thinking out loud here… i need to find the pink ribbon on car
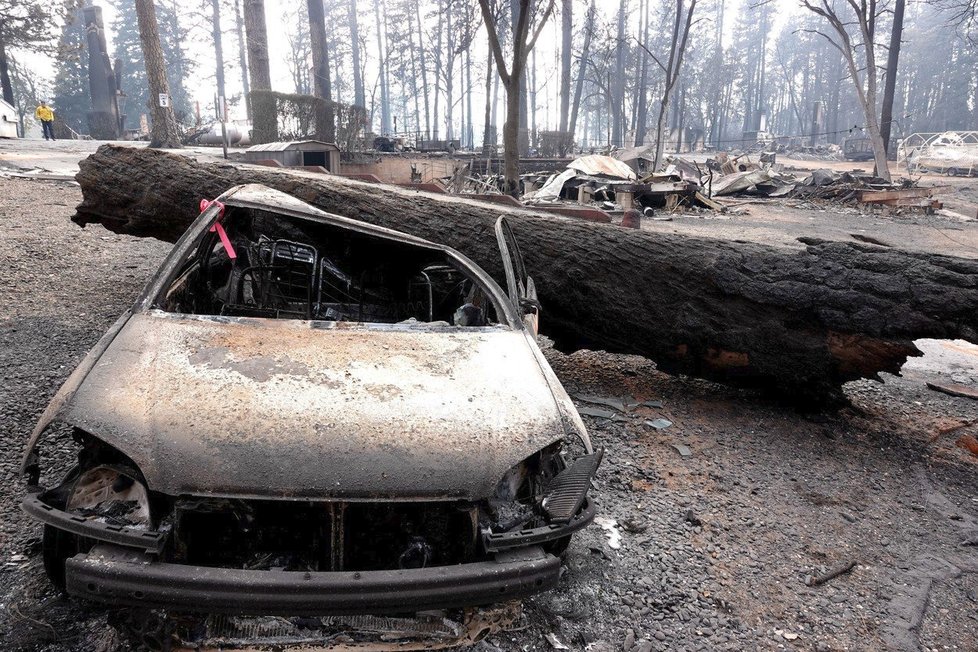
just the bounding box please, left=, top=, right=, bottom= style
left=199, top=198, right=237, bottom=260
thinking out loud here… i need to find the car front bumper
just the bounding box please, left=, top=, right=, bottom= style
left=65, top=544, right=560, bottom=615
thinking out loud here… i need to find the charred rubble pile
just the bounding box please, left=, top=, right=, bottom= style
left=454, top=150, right=948, bottom=219
left=702, top=153, right=948, bottom=212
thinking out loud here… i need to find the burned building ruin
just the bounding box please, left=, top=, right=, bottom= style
left=83, top=5, right=125, bottom=140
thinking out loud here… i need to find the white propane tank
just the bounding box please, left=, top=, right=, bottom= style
left=199, top=123, right=243, bottom=146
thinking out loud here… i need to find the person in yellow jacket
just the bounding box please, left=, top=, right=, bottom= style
left=35, top=101, right=56, bottom=141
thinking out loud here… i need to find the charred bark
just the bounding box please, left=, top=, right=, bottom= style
left=74, top=145, right=978, bottom=406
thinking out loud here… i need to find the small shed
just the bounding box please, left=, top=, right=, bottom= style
left=245, top=140, right=341, bottom=171
left=0, top=99, right=19, bottom=139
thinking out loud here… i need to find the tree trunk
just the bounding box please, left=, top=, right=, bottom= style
left=503, top=76, right=520, bottom=193
left=675, top=83, right=685, bottom=152
left=481, top=0, right=555, bottom=190
left=413, top=0, right=430, bottom=138
left=444, top=5, right=454, bottom=140
left=756, top=8, right=768, bottom=123
left=134, top=0, right=182, bottom=148
left=460, top=46, right=466, bottom=147
left=242, top=0, right=270, bottom=91
left=828, top=54, right=841, bottom=143
left=347, top=0, right=365, bottom=108
left=210, top=0, right=228, bottom=157
left=307, top=0, right=335, bottom=141
left=243, top=0, right=275, bottom=143
left=407, top=7, right=422, bottom=133
left=483, top=47, right=494, bottom=155
left=653, top=0, right=683, bottom=169
left=465, top=47, right=474, bottom=149
left=558, top=0, right=571, bottom=134
left=0, top=33, right=15, bottom=107
left=433, top=6, right=442, bottom=140
left=879, top=0, right=904, bottom=155
left=512, top=3, right=530, bottom=156
left=530, top=47, right=536, bottom=146
left=801, top=0, right=889, bottom=180
left=612, top=0, right=626, bottom=147
left=843, top=44, right=889, bottom=182
left=373, top=0, right=391, bottom=134
left=233, top=0, right=251, bottom=120
left=73, top=144, right=978, bottom=405
left=489, top=60, right=499, bottom=145
left=652, top=0, right=695, bottom=170
left=569, top=0, right=594, bottom=139
left=633, top=0, right=649, bottom=146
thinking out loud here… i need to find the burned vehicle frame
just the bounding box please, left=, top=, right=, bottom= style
left=21, top=184, right=601, bottom=641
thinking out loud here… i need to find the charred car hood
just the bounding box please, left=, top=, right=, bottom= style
left=56, top=311, right=567, bottom=500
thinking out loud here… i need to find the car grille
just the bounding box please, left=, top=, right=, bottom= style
left=171, top=498, right=479, bottom=572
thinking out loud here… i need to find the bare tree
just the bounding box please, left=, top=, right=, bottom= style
left=932, top=0, right=976, bottom=42
left=633, top=0, right=650, bottom=145
left=482, top=45, right=494, bottom=153
left=558, top=0, right=571, bottom=134
left=8, top=53, right=49, bottom=137
left=135, top=0, right=182, bottom=148
left=411, top=0, right=431, bottom=137
left=479, top=0, right=555, bottom=194
left=568, top=0, right=595, bottom=140
left=644, top=0, right=697, bottom=170
left=373, top=0, right=392, bottom=134
left=879, top=0, right=904, bottom=154
left=347, top=0, right=365, bottom=108
left=612, top=0, right=626, bottom=147
left=800, top=0, right=890, bottom=181
left=284, top=3, right=311, bottom=95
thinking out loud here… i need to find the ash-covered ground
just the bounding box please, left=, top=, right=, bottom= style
left=1, top=177, right=976, bottom=651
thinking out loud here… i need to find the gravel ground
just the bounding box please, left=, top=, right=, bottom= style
left=1, top=177, right=976, bottom=651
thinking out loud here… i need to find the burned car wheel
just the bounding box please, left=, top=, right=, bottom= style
left=20, top=185, right=602, bottom=630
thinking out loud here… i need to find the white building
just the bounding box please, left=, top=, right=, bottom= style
left=0, top=98, right=19, bottom=138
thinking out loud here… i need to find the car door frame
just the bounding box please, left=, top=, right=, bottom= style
left=494, top=216, right=540, bottom=336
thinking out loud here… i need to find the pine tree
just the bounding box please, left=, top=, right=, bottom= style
left=0, top=1, right=64, bottom=106
left=51, top=6, right=89, bottom=133
left=112, top=0, right=191, bottom=129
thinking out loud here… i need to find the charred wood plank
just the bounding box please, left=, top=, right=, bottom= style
left=73, top=145, right=978, bottom=405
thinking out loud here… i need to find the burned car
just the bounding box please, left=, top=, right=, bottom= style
left=21, top=185, right=601, bottom=645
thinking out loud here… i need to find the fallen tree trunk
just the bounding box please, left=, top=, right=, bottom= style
left=74, top=145, right=978, bottom=405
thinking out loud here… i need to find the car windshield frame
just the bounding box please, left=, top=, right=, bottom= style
left=137, top=185, right=522, bottom=331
